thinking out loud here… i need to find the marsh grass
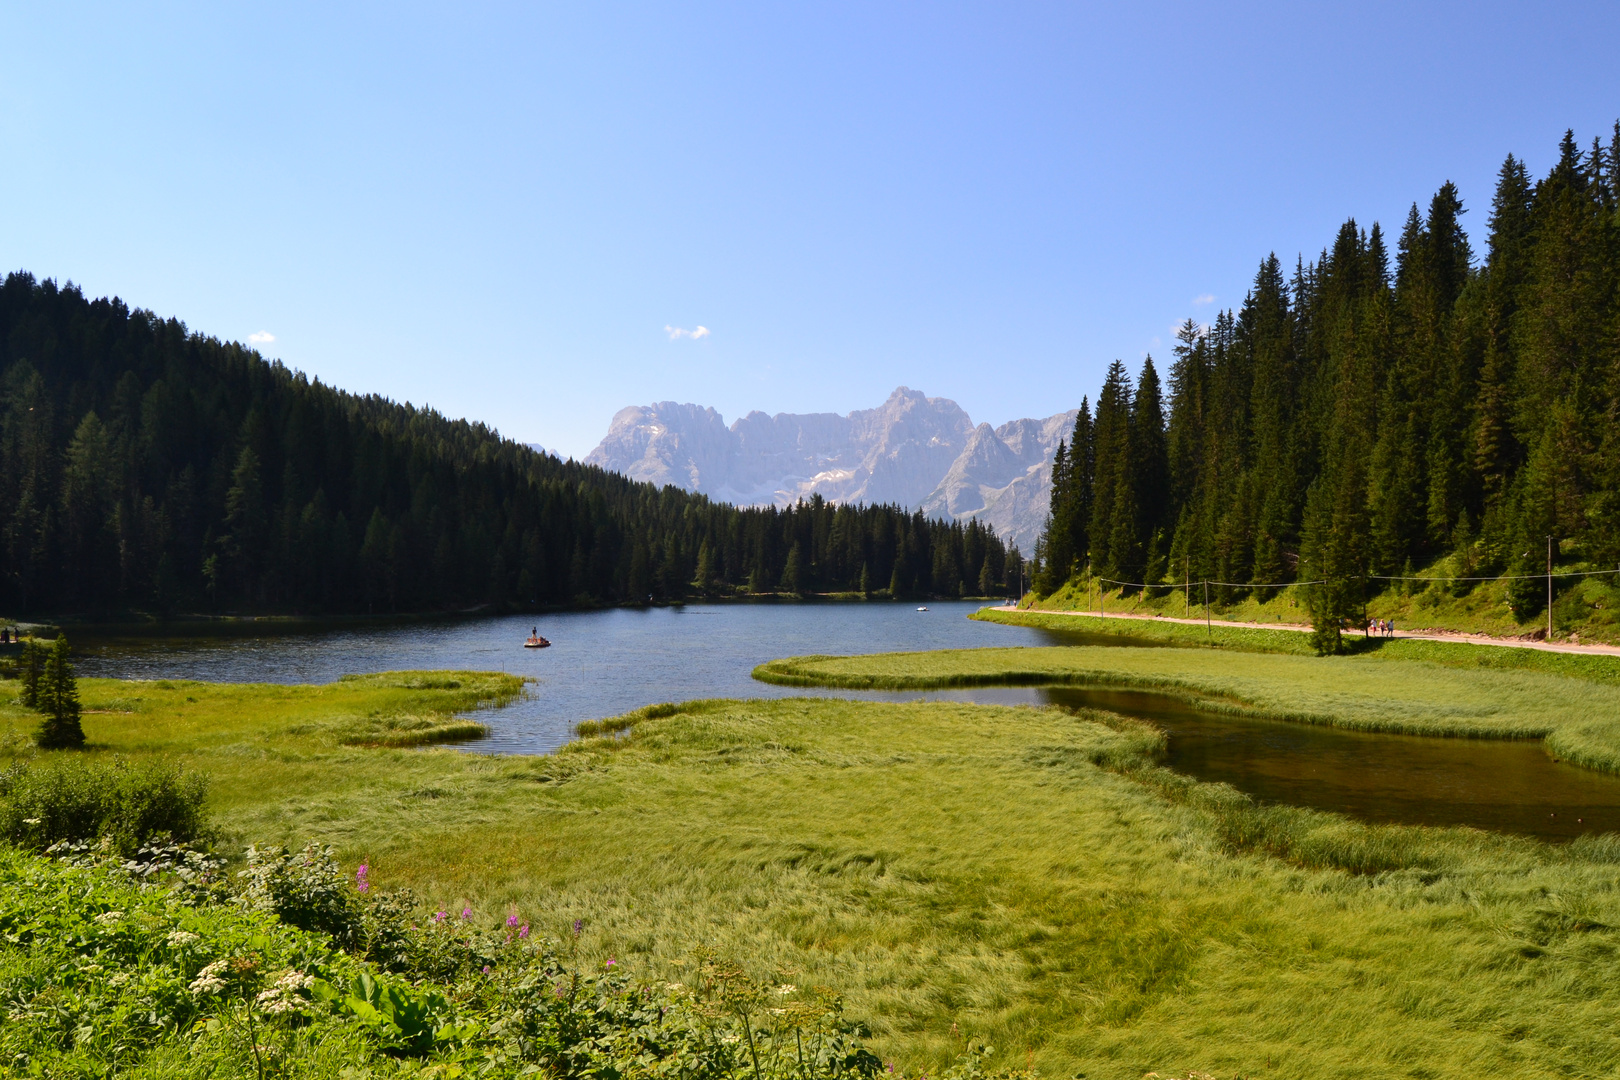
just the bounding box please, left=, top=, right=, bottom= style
left=757, top=640, right=1620, bottom=773
left=9, top=666, right=1620, bottom=1075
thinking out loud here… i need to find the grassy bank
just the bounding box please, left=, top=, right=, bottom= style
left=974, top=606, right=1620, bottom=682
left=1029, top=557, right=1620, bottom=645
left=7, top=673, right=1620, bottom=1075
left=756, top=638, right=1620, bottom=773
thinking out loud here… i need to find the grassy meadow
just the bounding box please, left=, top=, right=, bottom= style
left=5, top=655, right=1620, bottom=1077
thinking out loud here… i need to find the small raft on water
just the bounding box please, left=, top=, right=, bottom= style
left=524, top=634, right=552, bottom=649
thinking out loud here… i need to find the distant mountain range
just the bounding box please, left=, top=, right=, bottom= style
left=585, top=387, right=1075, bottom=552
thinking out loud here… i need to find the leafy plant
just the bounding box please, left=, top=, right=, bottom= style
left=0, top=757, right=210, bottom=853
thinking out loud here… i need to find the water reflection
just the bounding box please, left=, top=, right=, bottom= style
left=1040, top=687, right=1620, bottom=840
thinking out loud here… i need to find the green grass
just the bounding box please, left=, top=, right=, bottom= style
left=755, top=640, right=1620, bottom=773
left=978, top=605, right=1620, bottom=683
left=9, top=664, right=1620, bottom=1076
left=1031, top=555, right=1620, bottom=645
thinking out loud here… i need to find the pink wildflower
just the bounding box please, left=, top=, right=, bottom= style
left=507, top=913, right=519, bottom=928
left=519, top=924, right=530, bottom=939
left=461, top=906, right=472, bottom=921
left=355, top=864, right=370, bottom=893
left=432, top=910, right=447, bottom=923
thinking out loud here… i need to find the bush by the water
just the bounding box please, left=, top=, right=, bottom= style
left=0, top=757, right=209, bottom=853
left=0, top=839, right=956, bottom=1080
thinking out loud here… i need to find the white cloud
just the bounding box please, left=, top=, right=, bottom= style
left=248, top=330, right=276, bottom=346
left=665, top=325, right=711, bottom=341
left=1192, top=293, right=1215, bottom=306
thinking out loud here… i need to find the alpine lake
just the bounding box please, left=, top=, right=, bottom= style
left=70, top=600, right=1620, bottom=842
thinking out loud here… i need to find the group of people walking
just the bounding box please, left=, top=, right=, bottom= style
left=1368, top=618, right=1395, bottom=637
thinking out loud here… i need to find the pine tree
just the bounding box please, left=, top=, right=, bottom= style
left=17, top=635, right=43, bottom=707
left=35, top=636, right=84, bottom=749
left=1089, top=361, right=1134, bottom=579
left=1130, top=356, right=1170, bottom=585
left=1037, top=439, right=1071, bottom=593
left=780, top=542, right=804, bottom=594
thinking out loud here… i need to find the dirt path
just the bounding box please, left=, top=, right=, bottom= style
left=987, top=605, right=1620, bottom=659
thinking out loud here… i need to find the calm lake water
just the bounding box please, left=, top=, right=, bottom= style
left=74, top=602, right=1079, bottom=754
left=73, top=603, right=1620, bottom=840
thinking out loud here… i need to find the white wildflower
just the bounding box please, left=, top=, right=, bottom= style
left=108, top=972, right=131, bottom=988
left=254, top=970, right=314, bottom=1014
left=273, top=969, right=314, bottom=992
left=776, top=983, right=796, bottom=995
left=189, top=959, right=229, bottom=996
left=256, top=987, right=300, bottom=1015
left=94, top=911, right=124, bottom=924
left=167, top=930, right=200, bottom=947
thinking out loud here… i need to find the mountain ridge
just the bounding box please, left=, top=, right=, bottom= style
left=586, top=387, right=1074, bottom=552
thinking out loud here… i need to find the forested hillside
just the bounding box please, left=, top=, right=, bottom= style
left=1036, top=127, right=1620, bottom=649
left=0, top=273, right=1008, bottom=615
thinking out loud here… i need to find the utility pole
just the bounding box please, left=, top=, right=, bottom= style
left=1547, top=535, right=1554, bottom=640
left=1203, top=579, right=1211, bottom=641
left=1184, top=557, right=1190, bottom=618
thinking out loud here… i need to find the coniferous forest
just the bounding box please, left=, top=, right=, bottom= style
left=0, top=273, right=1009, bottom=616
left=1036, top=128, right=1620, bottom=650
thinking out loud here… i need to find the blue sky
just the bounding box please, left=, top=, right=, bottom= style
left=3, top=3, right=1618, bottom=459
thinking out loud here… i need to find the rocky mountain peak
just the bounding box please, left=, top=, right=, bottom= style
left=584, top=388, right=1074, bottom=552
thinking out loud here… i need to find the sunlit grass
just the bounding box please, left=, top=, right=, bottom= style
left=6, top=665, right=1620, bottom=1075
left=760, top=635, right=1620, bottom=774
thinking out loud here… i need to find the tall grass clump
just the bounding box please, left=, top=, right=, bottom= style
left=0, top=756, right=209, bottom=852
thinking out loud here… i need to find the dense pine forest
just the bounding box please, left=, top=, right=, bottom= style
left=0, top=273, right=1009, bottom=616
left=1035, top=127, right=1620, bottom=650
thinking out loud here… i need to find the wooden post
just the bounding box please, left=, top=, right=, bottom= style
left=1547, top=535, right=1554, bottom=640
left=1184, top=558, right=1190, bottom=618
left=1203, top=579, right=1210, bottom=640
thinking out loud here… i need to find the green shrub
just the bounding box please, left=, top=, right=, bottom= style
left=0, top=757, right=209, bottom=852
left=236, top=843, right=367, bottom=951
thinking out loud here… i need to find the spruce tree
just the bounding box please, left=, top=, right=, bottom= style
left=1037, top=439, right=1071, bottom=593
left=17, top=635, right=42, bottom=707
left=35, top=636, right=84, bottom=749
left=1089, top=361, right=1134, bottom=579
left=1130, top=356, right=1170, bottom=585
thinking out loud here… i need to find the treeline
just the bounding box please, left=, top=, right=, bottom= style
left=0, top=272, right=1010, bottom=615
left=1036, top=126, right=1620, bottom=650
